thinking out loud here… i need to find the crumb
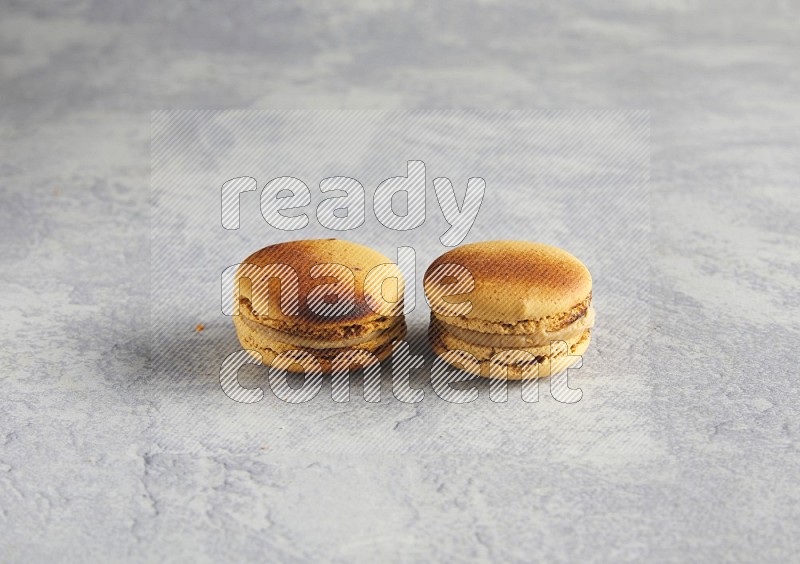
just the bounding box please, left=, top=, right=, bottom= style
left=195, top=324, right=205, bottom=332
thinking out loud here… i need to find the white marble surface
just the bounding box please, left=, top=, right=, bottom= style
left=1, top=1, right=799, bottom=562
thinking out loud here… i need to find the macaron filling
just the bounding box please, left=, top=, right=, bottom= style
left=434, top=306, right=595, bottom=349
left=238, top=315, right=404, bottom=349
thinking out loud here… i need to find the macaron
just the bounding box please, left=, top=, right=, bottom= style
left=424, top=240, right=594, bottom=379
left=233, top=239, right=406, bottom=373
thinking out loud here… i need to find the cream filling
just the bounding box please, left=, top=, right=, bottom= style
left=240, top=316, right=401, bottom=349
left=439, top=306, right=595, bottom=348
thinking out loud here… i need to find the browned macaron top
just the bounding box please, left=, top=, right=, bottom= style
left=236, top=239, right=403, bottom=329
left=424, top=240, right=592, bottom=323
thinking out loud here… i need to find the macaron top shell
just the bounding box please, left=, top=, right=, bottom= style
left=424, top=240, right=592, bottom=323
left=236, top=239, right=403, bottom=327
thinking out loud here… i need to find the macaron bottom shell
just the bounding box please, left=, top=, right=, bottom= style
left=429, top=325, right=591, bottom=380
left=233, top=314, right=406, bottom=374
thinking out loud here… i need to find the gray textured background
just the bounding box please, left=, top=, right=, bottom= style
left=1, top=1, right=799, bottom=562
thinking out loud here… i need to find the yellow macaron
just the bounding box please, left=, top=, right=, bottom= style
left=424, top=240, right=594, bottom=379
left=233, top=239, right=406, bottom=373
